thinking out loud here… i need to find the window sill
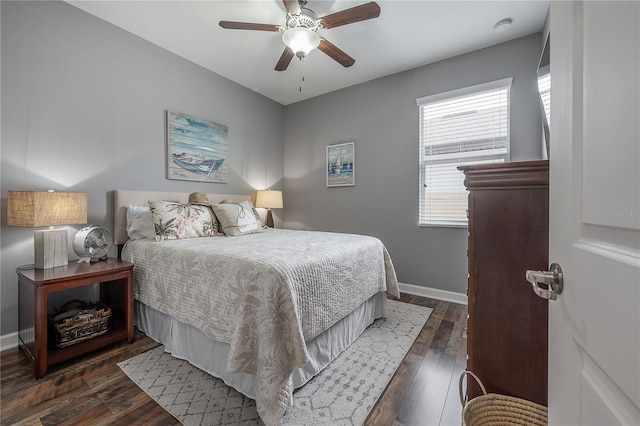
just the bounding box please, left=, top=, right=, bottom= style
left=419, top=223, right=468, bottom=229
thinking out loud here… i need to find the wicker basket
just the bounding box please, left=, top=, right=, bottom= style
left=48, top=300, right=111, bottom=348
left=459, top=371, right=548, bottom=426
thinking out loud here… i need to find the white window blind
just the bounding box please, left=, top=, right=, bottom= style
left=417, top=78, right=512, bottom=226
left=537, top=72, right=551, bottom=127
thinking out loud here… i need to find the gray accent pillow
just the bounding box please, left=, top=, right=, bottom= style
left=211, top=201, right=265, bottom=236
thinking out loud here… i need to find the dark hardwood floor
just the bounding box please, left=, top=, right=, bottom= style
left=1, top=294, right=467, bottom=426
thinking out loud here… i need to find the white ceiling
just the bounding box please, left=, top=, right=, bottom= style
left=66, top=0, right=549, bottom=105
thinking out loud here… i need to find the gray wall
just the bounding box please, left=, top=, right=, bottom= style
left=282, top=33, right=544, bottom=294
left=0, top=1, right=544, bottom=338
left=1, top=1, right=284, bottom=336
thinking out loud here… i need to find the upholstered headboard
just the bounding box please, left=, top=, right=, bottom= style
left=113, top=189, right=251, bottom=245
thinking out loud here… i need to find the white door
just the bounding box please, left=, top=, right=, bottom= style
left=548, top=1, right=640, bottom=424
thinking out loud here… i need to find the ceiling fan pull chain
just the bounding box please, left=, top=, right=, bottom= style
left=299, top=58, right=305, bottom=92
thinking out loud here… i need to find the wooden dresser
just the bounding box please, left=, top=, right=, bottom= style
left=459, top=160, right=549, bottom=406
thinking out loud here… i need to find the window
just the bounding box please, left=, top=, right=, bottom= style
left=537, top=72, right=551, bottom=127
left=417, top=78, right=512, bottom=226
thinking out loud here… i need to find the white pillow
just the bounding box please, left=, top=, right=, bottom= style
left=126, top=205, right=155, bottom=240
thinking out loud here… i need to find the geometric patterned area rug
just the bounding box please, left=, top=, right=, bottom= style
left=118, top=300, right=432, bottom=425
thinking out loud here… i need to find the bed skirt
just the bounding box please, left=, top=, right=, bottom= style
left=134, top=292, right=388, bottom=403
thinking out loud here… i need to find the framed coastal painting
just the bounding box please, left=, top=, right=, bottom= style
left=326, top=142, right=355, bottom=187
left=166, top=110, right=228, bottom=183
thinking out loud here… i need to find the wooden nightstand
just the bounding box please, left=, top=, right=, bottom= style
left=17, top=259, right=134, bottom=379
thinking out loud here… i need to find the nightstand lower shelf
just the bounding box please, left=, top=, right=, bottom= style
left=45, top=324, right=128, bottom=366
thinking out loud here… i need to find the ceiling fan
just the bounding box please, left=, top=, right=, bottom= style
left=219, top=0, right=381, bottom=72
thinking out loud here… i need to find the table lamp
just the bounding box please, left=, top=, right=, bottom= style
left=7, top=190, right=87, bottom=269
left=255, top=190, right=283, bottom=228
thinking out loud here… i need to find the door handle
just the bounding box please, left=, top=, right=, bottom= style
left=525, top=263, right=563, bottom=300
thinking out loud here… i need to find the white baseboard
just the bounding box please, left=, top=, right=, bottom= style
left=399, top=282, right=468, bottom=305
left=1, top=331, right=19, bottom=352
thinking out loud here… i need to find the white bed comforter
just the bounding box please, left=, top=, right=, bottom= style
left=123, top=229, right=400, bottom=425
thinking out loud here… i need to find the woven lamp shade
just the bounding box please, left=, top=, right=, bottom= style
left=8, top=191, right=88, bottom=269
left=8, top=191, right=87, bottom=227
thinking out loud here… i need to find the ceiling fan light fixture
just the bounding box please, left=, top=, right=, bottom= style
left=282, top=27, right=320, bottom=58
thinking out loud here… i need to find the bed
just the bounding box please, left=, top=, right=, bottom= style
left=113, top=189, right=400, bottom=425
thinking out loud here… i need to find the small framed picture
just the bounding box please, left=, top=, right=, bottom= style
left=326, top=142, right=355, bottom=187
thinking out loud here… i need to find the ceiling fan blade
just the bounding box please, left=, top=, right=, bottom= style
left=318, top=38, right=355, bottom=68
left=320, top=2, right=381, bottom=29
left=281, top=0, right=301, bottom=15
left=219, top=21, right=280, bottom=32
left=275, top=47, right=295, bottom=71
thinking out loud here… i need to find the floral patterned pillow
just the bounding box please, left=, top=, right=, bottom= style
left=148, top=200, right=222, bottom=241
